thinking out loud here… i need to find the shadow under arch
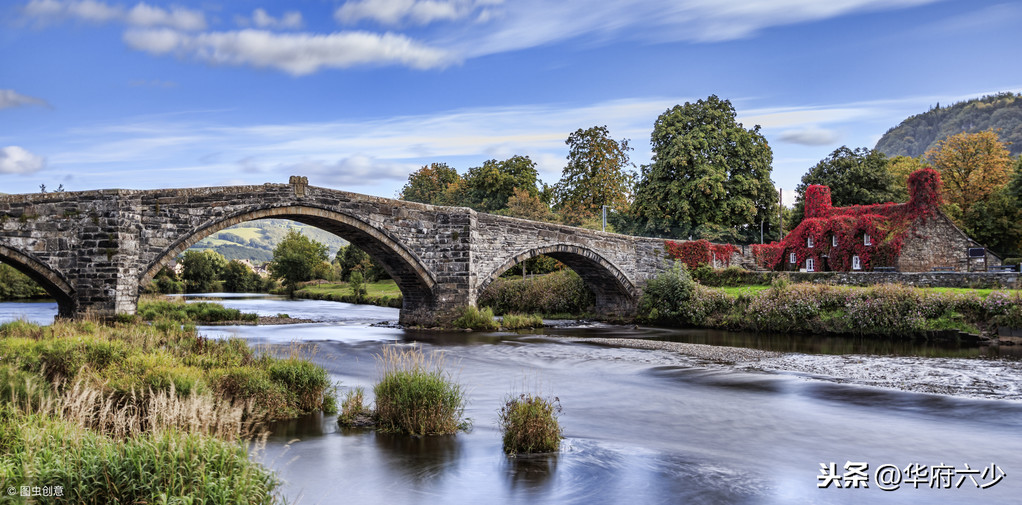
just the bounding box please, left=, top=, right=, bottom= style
left=0, top=244, right=75, bottom=318
left=477, top=244, right=638, bottom=316
left=141, top=205, right=437, bottom=315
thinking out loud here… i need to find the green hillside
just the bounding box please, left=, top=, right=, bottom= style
left=188, top=219, right=348, bottom=263
left=875, top=92, right=1022, bottom=158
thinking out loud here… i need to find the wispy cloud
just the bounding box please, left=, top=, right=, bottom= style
left=235, top=8, right=303, bottom=30
left=23, top=0, right=207, bottom=30
left=335, top=0, right=499, bottom=26
left=122, top=28, right=456, bottom=75
left=777, top=126, right=841, bottom=146
left=0, top=89, right=50, bottom=110
left=0, top=146, right=46, bottom=174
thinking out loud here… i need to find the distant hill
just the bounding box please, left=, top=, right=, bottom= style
left=188, top=219, right=347, bottom=263
left=875, top=92, right=1022, bottom=158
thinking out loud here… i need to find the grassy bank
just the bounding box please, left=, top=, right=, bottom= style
left=294, top=279, right=403, bottom=308
left=0, top=318, right=335, bottom=423
left=0, top=310, right=338, bottom=503
left=0, top=407, right=281, bottom=504
left=641, top=267, right=1022, bottom=338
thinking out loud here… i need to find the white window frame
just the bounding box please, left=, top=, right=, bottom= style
left=790, top=252, right=796, bottom=263
left=807, top=236, right=814, bottom=248
left=806, top=258, right=815, bottom=272
left=852, top=255, right=861, bottom=271
left=832, top=235, right=838, bottom=247
left=864, top=233, right=872, bottom=246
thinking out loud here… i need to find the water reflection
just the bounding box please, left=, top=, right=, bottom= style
left=503, top=454, right=557, bottom=495
left=374, top=433, right=464, bottom=485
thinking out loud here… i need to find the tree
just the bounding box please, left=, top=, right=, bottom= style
left=500, top=187, right=558, bottom=222
left=631, top=95, right=777, bottom=241
left=792, top=147, right=898, bottom=226
left=961, top=187, right=1022, bottom=257
left=336, top=244, right=388, bottom=282
left=222, top=260, right=254, bottom=292
left=400, top=163, right=462, bottom=206
left=887, top=155, right=927, bottom=201
left=926, top=130, right=1011, bottom=216
left=269, top=229, right=328, bottom=298
left=463, top=155, right=540, bottom=213
left=179, top=250, right=228, bottom=293
left=553, top=126, right=634, bottom=225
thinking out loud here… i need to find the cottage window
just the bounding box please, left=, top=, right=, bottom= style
left=790, top=252, right=796, bottom=263
left=806, top=258, right=815, bottom=272
left=864, top=233, right=872, bottom=246
left=832, top=235, right=838, bottom=247
left=807, top=236, right=814, bottom=248
left=852, top=255, right=861, bottom=270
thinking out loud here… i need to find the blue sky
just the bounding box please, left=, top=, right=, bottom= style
left=1, top=0, right=1020, bottom=204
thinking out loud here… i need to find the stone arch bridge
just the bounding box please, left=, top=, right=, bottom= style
left=0, top=179, right=670, bottom=324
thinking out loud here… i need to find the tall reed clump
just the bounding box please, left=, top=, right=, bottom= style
left=372, top=345, right=467, bottom=436
left=498, top=393, right=563, bottom=456
left=337, top=386, right=374, bottom=427
left=0, top=406, right=281, bottom=505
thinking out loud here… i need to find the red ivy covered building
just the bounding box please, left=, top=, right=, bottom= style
left=751, top=168, right=999, bottom=272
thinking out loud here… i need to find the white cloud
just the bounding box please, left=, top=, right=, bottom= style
left=335, top=0, right=493, bottom=26
left=0, top=89, right=50, bottom=110
left=123, top=28, right=455, bottom=75
left=0, top=146, right=46, bottom=174
left=777, top=126, right=841, bottom=146
left=279, top=155, right=417, bottom=187
left=23, top=0, right=206, bottom=30
left=236, top=8, right=304, bottom=30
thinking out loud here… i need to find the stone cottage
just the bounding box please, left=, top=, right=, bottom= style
left=751, top=168, right=1000, bottom=272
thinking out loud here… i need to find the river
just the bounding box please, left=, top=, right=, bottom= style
left=2, top=296, right=1021, bottom=504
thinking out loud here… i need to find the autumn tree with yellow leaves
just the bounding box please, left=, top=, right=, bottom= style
left=926, top=130, right=1011, bottom=216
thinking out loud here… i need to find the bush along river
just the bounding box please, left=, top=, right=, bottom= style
left=3, top=295, right=1021, bottom=504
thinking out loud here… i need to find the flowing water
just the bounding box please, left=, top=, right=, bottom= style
left=2, top=296, right=1021, bottom=504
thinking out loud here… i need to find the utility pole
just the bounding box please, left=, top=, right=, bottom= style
left=778, top=188, right=783, bottom=241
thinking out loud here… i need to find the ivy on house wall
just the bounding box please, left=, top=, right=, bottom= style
left=752, top=168, right=943, bottom=271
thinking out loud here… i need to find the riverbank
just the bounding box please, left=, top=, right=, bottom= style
left=292, top=279, right=403, bottom=308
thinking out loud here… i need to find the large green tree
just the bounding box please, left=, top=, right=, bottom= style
left=400, top=163, right=462, bottom=206
left=463, top=155, right=540, bottom=213
left=179, top=250, right=228, bottom=293
left=792, top=146, right=898, bottom=225
left=553, top=126, right=634, bottom=226
left=269, top=229, right=328, bottom=298
left=631, top=95, right=777, bottom=241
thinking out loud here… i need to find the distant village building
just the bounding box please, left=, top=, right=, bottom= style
left=752, top=168, right=1000, bottom=272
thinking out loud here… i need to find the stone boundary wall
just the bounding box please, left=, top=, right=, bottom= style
left=785, top=271, right=1020, bottom=289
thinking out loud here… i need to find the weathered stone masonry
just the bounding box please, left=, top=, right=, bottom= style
left=0, top=182, right=670, bottom=324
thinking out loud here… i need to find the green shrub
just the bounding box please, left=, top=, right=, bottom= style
left=638, top=262, right=696, bottom=324
left=479, top=270, right=595, bottom=316
left=498, top=393, right=563, bottom=456
left=373, top=346, right=466, bottom=436
left=453, top=306, right=499, bottom=330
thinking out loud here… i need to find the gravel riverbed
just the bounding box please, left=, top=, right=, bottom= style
left=565, top=337, right=1022, bottom=401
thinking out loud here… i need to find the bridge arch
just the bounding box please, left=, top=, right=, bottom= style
left=0, top=244, right=75, bottom=318
left=141, top=205, right=437, bottom=315
left=477, top=244, right=639, bottom=316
